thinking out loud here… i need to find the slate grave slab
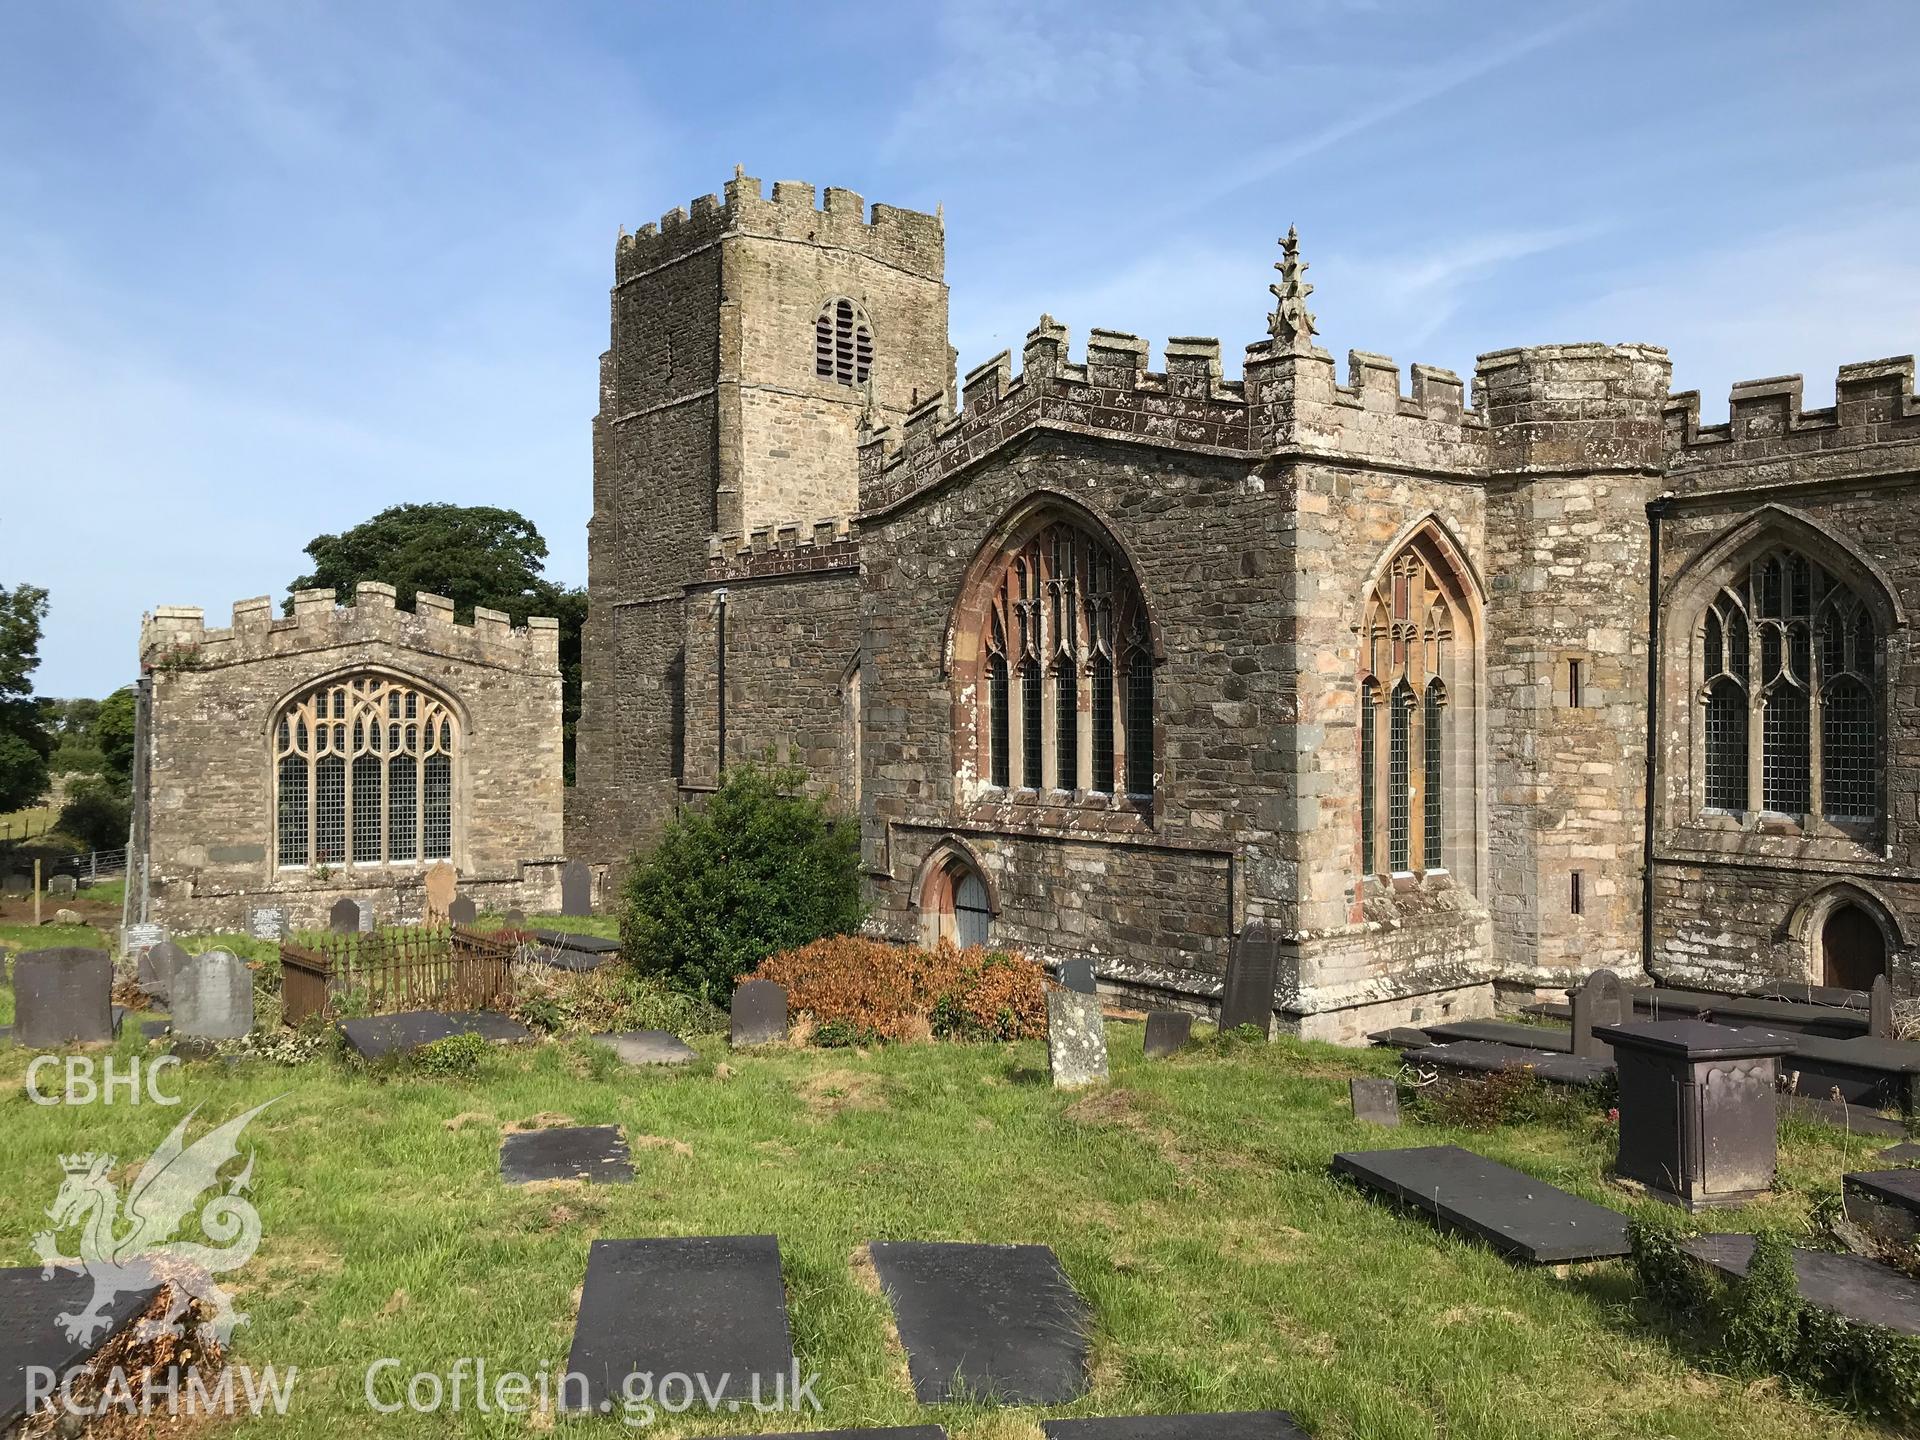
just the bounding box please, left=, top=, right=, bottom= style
left=1331, top=1145, right=1630, bottom=1263
left=172, top=948, right=254, bottom=1041
left=13, top=948, right=114, bottom=1048
left=1748, top=980, right=1868, bottom=1010
left=1408, top=1041, right=1614, bottom=1089
left=561, top=858, right=592, bottom=916
left=713, top=1430, right=945, bottom=1440
left=140, top=1018, right=171, bottom=1041
left=1218, top=923, right=1279, bottom=1034
left=1682, top=1233, right=1920, bottom=1336
left=1143, top=1011, right=1191, bottom=1058
left=1879, top=1141, right=1920, bottom=1165
left=1420, top=1019, right=1573, bottom=1054
left=1056, top=958, right=1097, bottom=995
left=1777, top=1033, right=1920, bottom=1115
left=532, top=930, right=621, bottom=955
left=136, top=939, right=187, bottom=1001
left=1702, top=994, right=1870, bottom=1039
left=868, top=1240, right=1090, bottom=1405
left=731, top=980, right=788, bottom=1047
left=1048, top=989, right=1108, bottom=1088
left=593, top=1030, right=698, bottom=1067
left=245, top=906, right=290, bottom=942
left=1569, top=969, right=1625, bottom=1060
left=1043, top=1415, right=1310, bottom=1440
left=563, top=1235, right=794, bottom=1414
left=1350, top=1077, right=1400, bottom=1126
left=1844, top=1168, right=1920, bottom=1246
left=337, top=1010, right=534, bottom=1060
left=1367, top=1026, right=1436, bottom=1051
left=501, top=1125, right=634, bottom=1185
left=1780, top=1092, right=1909, bottom=1137
left=0, top=1267, right=164, bottom=1430
left=447, top=895, right=478, bottom=927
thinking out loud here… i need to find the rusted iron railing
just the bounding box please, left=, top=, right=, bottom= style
left=279, top=925, right=515, bottom=1025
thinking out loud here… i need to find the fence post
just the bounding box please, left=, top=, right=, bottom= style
left=33, top=858, right=42, bottom=928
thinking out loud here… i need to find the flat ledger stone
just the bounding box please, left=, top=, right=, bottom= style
left=1043, top=1416, right=1310, bottom=1440
left=593, top=1030, right=698, bottom=1066
left=1420, top=1019, right=1573, bottom=1054
left=1, top=1267, right=162, bottom=1429
left=868, top=1240, right=1090, bottom=1405
left=338, top=1009, right=533, bottom=1060
left=501, top=1125, right=633, bottom=1185
left=1682, top=1233, right=1920, bottom=1336
left=1332, top=1144, right=1629, bottom=1264
left=563, top=1235, right=794, bottom=1413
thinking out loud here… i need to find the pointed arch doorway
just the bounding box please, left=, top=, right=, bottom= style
left=1821, top=903, right=1888, bottom=991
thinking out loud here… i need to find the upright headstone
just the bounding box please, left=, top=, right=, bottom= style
left=1143, top=1010, right=1192, bottom=1058
left=502, top=908, right=527, bottom=931
left=46, top=874, right=76, bottom=900
left=1350, top=1077, right=1401, bottom=1127
left=561, top=859, right=593, bottom=917
left=1056, top=958, right=1097, bottom=995
left=1871, top=975, right=1895, bottom=1040
left=13, top=948, right=114, bottom=1048
left=137, top=939, right=187, bottom=1002
left=424, top=861, right=456, bottom=921
left=447, top=895, right=478, bottom=928
left=328, top=897, right=361, bottom=935
left=730, top=980, right=789, bottom=1047
left=123, top=922, right=165, bottom=955
left=171, top=949, right=254, bottom=1042
left=1219, top=922, right=1281, bottom=1036
left=1047, top=989, right=1108, bottom=1088
left=245, top=906, right=290, bottom=942
left=1569, top=968, right=1626, bottom=1059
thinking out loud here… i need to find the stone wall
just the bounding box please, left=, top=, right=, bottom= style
left=139, top=584, right=564, bottom=932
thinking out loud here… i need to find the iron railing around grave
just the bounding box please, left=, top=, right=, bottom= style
left=279, top=925, right=516, bottom=1026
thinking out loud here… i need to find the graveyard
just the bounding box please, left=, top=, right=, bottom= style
left=0, top=904, right=1906, bottom=1439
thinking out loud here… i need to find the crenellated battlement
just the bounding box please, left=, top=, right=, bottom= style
left=1664, top=354, right=1920, bottom=468
left=614, top=171, right=945, bottom=286
left=703, top=517, right=860, bottom=581
left=139, top=582, right=561, bottom=676
left=859, top=319, right=1252, bottom=514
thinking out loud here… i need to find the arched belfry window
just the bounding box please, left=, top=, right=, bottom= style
left=814, top=297, right=873, bottom=387
left=961, top=514, right=1154, bottom=805
left=274, top=675, right=457, bottom=868
left=1695, top=545, right=1881, bottom=826
left=1357, top=533, right=1476, bottom=881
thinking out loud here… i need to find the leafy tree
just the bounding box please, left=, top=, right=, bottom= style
left=55, top=775, right=131, bottom=851
left=90, top=686, right=138, bottom=785
left=0, top=583, right=53, bottom=812
left=620, top=761, right=867, bottom=1002
left=289, top=503, right=586, bottom=778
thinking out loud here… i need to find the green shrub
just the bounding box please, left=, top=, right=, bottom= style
left=511, top=962, right=727, bottom=1038
left=56, top=775, right=131, bottom=852
left=620, top=761, right=866, bottom=1001
left=1630, top=1216, right=1920, bottom=1424
left=412, top=1032, right=491, bottom=1078
left=1407, top=1065, right=1611, bottom=1129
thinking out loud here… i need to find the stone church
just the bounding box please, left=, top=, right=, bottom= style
left=559, top=173, right=1917, bottom=1041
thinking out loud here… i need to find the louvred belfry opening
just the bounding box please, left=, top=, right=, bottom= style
left=815, top=297, right=873, bottom=387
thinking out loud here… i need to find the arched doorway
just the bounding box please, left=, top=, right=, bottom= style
left=916, top=846, right=995, bottom=949
left=954, top=868, right=991, bottom=948
left=1822, top=903, right=1888, bottom=990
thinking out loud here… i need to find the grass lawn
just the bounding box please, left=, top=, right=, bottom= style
left=0, top=944, right=1893, bottom=1440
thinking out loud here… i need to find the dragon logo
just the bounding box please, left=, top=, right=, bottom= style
left=32, top=1099, right=279, bottom=1345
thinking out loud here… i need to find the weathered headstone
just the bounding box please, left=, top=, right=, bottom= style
left=137, top=939, right=188, bottom=1001
left=1056, top=958, right=1097, bottom=995
left=1143, top=1010, right=1191, bottom=1058
left=424, top=861, right=456, bottom=919
left=1219, top=922, right=1280, bottom=1036
left=1569, top=968, right=1626, bottom=1059
left=593, top=1030, right=699, bottom=1066
left=1047, top=989, right=1108, bottom=1088
left=46, top=874, right=76, bottom=899
left=328, top=897, right=361, bottom=934
left=13, top=948, right=114, bottom=1048
left=502, top=908, right=526, bottom=931
left=730, top=980, right=788, bottom=1047
left=245, top=906, right=290, bottom=942
left=1350, top=1077, right=1401, bottom=1127
left=1871, top=975, right=1895, bottom=1040
left=560, top=859, right=592, bottom=917
left=123, top=922, right=165, bottom=954
left=447, top=895, right=478, bottom=928
left=171, top=948, right=254, bottom=1042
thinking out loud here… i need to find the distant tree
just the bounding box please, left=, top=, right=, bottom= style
left=56, top=775, right=131, bottom=851
left=90, top=687, right=138, bottom=786
left=289, top=503, right=587, bottom=779
left=0, top=583, right=53, bottom=812
left=39, top=696, right=102, bottom=736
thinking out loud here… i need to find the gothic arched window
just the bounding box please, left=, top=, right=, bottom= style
left=274, top=675, right=457, bottom=868
left=964, top=516, right=1154, bottom=804
left=1357, top=534, right=1475, bottom=881
left=814, top=297, right=873, bottom=387
left=1695, top=547, right=1881, bottom=825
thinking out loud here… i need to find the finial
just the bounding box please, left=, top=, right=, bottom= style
left=857, top=376, right=878, bottom=435
left=733, top=163, right=745, bottom=180
left=1267, top=225, right=1318, bottom=353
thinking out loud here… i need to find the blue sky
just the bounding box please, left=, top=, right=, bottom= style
left=4, top=1, right=1918, bottom=698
